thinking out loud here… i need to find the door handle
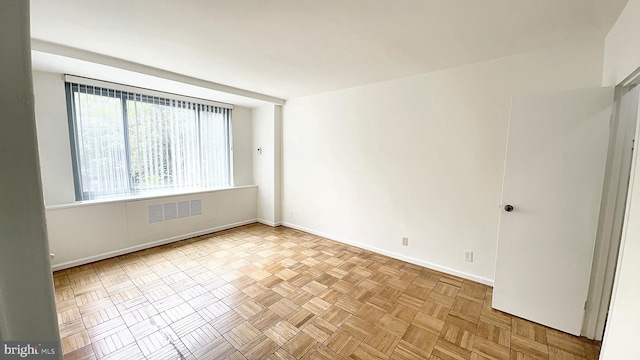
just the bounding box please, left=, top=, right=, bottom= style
left=504, top=205, right=514, bottom=212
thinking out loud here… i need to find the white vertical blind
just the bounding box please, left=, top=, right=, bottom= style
left=67, top=82, right=232, bottom=200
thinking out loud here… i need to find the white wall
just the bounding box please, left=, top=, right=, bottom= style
left=252, top=104, right=282, bottom=225
left=274, top=105, right=282, bottom=223
left=32, top=72, right=75, bottom=205
left=232, top=106, right=254, bottom=186
left=0, top=0, right=60, bottom=346
left=282, top=39, right=605, bottom=284
left=603, top=0, right=640, bottom=86
left=32, top=70, right=259, bottom=270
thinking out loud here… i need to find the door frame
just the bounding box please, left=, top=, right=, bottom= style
left=583, top=78, right=640, bottom=340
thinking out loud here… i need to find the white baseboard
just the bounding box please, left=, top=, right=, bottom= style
left=51, top=219, right=259, bottom=271
left=281, top=221, right=494, bottom=287
left=257, top=219, right=282, bottom=227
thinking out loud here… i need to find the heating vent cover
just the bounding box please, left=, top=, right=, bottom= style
left=178, top=201, right=190, bottom=218
left=148, top=199, right=202, bottom=224
left=148, top=205, right=163, bottom=224
left=163, top=203, right=177, bottom=221
left=191, top=200, right=202, bottom=216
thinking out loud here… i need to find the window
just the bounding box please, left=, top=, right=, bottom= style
left=65, top=77, right=232, bottom=201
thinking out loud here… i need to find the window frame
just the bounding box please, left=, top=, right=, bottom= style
left=65, top=76, right=234, bottom=201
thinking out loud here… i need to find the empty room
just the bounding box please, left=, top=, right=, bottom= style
left=2, top=0, right=640, bottom=359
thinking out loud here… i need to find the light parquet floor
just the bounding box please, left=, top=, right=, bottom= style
left=53, top=223, right=601, bottom=360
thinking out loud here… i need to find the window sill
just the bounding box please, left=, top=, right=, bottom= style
left=45, top=185, right=258, bottom=211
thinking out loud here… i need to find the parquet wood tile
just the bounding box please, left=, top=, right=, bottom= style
left=334, top=297, right=364, bottom=314
left=431, top=338, right=471, bottom=360
left=145, top=341, right=191, bottom=360
left=249, top=308, right=282, bottom=331
left=450, top=297, right=483, bottom=325
left=62, top=344, right=96, bottom=360
left=302, top=297, right=331, bottom=315
left=480, top=309, right=512, bottom=331
left=270, top=348, right=298, bottom=360
left=388, top=303, right=419, bottom=323
left=341, top=315, right=376, bottom=341
left=413, top=311, right=445, bottom=335
left=240, top=334, right=279, bottom=359
left=477, top=318, right=510, bottom=348
left=510, top=334, right=549, bottom=360
left=53, top=223, right=601, bottom=359
left=389, top=340, right=429, bottom=360
left=402, top=324, right=439, bottom=353
left=376, top=314, right=410, bottom=339
left=224, top=322, right=262, bottom=350
left=441, top=315, right=477, bottom=350
left=325, top=330, right=360, bottom=358
left=283, top=332, right=319, bottom=359
left=303, top=318, right=338, bottom=343
left=512, top=318, right=548, bottom=344
left=265, top=321, right=300, bottom=347
left=54, top=272, right=72, bottom=287
left=98, top=342, right=144, bottom=360
left=309, top=345, right=343, bottom=360
left=548, top=347, right=586, bottom=360
left=422, top=300, right=450, bottom=321
left=187, top=291, right=220, bottom=311
left=170, top=312, right=208, bottom=338
left=318, top=306, right=349, bottom=327
left=472, top=337, right=509, bottom=360
left=545, top=330, right=586, bottom=358
left=354, top=303, right=385, bottom=321
left=350, top=342, right=388, bottom=360
left=58, top=307, right=83, bottom=326
left=459, top=282, right=487, bottom=302
left=120, top=302, right=159, bottom=327
left=398, top=293, right=425, bottom=311
left=59, top=319, right=86, bottom=339
left=190, top=337, right=236, bottom=359
left=440, top=276, right=464, bottom=288
left=160, top=302, right=196, bottom=324
left=115, top=296, right=150, bottom=315
left=580, top=339, right=601, bottom=360
left=128, top=314, right=167, bottom=340
left=363, top=327, right=400, bottom=356
left=61, top=330, right=91, bottom=355
left=203, top=310, right=240, bottom=336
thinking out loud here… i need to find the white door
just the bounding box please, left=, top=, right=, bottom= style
left=493, top=87, right=614, bottom=336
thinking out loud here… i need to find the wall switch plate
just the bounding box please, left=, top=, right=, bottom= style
left=402, top=237, right=408, bottom=246
left=464, top=250, right=473, bottom=262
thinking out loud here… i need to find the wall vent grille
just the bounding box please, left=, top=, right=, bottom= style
left=148, top=199, right=202, bottom=224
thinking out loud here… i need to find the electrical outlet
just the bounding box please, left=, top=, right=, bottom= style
left=289, top=211, right=294, bottom=219
left=402, top=237, right=408, bottom=246
left=464, top=250, right=473, bottom=262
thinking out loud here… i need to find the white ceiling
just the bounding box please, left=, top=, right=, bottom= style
left=30, top=0, right=627, bottom=100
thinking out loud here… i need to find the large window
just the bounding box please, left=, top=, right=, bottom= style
left=66, top=78, right=232, bottom=201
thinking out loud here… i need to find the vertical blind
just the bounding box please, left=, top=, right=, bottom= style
left=66, top=80, right=232, bottom=200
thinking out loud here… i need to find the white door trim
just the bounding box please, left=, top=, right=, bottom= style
left=583, top=83, right=639, bottom=340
